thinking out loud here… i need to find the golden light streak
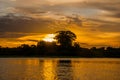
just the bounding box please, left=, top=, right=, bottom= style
left=43, top=60, right=56, bottom=80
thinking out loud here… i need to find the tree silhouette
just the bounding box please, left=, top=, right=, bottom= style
left=54, top=31, right=77, bottom=47
left=37, top=40, right=46, bottom=48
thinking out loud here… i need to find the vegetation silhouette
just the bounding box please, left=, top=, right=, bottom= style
left=0, top=30, right=120, bottom=58
left=55, top=31, right=76, bottom=48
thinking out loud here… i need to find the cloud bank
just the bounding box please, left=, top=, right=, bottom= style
left=0, top=0, right=120, bottom=47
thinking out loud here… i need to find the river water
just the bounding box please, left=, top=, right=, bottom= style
left=0, top=58, right=120, bottom=80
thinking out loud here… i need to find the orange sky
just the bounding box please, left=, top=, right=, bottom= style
left=0, top=0, right=120, bottom=48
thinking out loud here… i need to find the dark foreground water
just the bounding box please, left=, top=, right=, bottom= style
left=0, top=58, right=120, bottom=80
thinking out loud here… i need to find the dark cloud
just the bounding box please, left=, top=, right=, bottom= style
left=14, top=6, right=49, bottom=14
left=0, top=13, right=84, bottom=33
left=65, top=15, right=83, bottom=26
left=0, top=32, right=26, bottom=38
left=97, top=24, right=120, bottom=32
left=86, top=18, right=120, bottom=32
left=0, top=14, right=57, bottom=33
left=49, top=1, right=120, bottom=19
left=26, top=39, right=39, bottom=42
left=87, top=18, right=120, bottom=24
left=84, top=1, right=120, bottom=20
left=106, top=13, right=120, bottom=18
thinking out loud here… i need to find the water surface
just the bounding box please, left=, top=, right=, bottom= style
left=0, top=58, right=120, bottom=80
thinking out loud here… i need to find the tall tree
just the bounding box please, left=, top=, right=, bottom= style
left=54, top=31, right=76, bottom=47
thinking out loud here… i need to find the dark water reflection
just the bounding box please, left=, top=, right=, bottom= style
left=0, top=58, right=120, bottom=80
left=56, top=60, right=73, bottom=80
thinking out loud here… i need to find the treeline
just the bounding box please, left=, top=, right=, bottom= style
left=0, top=41, right=120, bottom=58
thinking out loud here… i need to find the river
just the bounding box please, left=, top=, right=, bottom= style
left=0, top=58, right=120, bottom=80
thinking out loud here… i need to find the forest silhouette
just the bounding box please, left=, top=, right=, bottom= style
left=0, top=31, right=120, bottom=58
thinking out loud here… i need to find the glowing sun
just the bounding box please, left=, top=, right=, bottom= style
left=43, top=34, right=56, bottom=42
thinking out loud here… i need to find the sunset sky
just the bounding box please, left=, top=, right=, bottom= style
left=0, top=0, right=120, bottom=48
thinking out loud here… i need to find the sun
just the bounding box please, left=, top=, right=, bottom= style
left=43, top=34, right=56, bottom=42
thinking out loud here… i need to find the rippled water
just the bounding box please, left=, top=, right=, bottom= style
left=0, top=58, right=120, bottom=80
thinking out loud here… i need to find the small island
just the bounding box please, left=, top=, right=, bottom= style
left=0, top=31, right=120, bottom=58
